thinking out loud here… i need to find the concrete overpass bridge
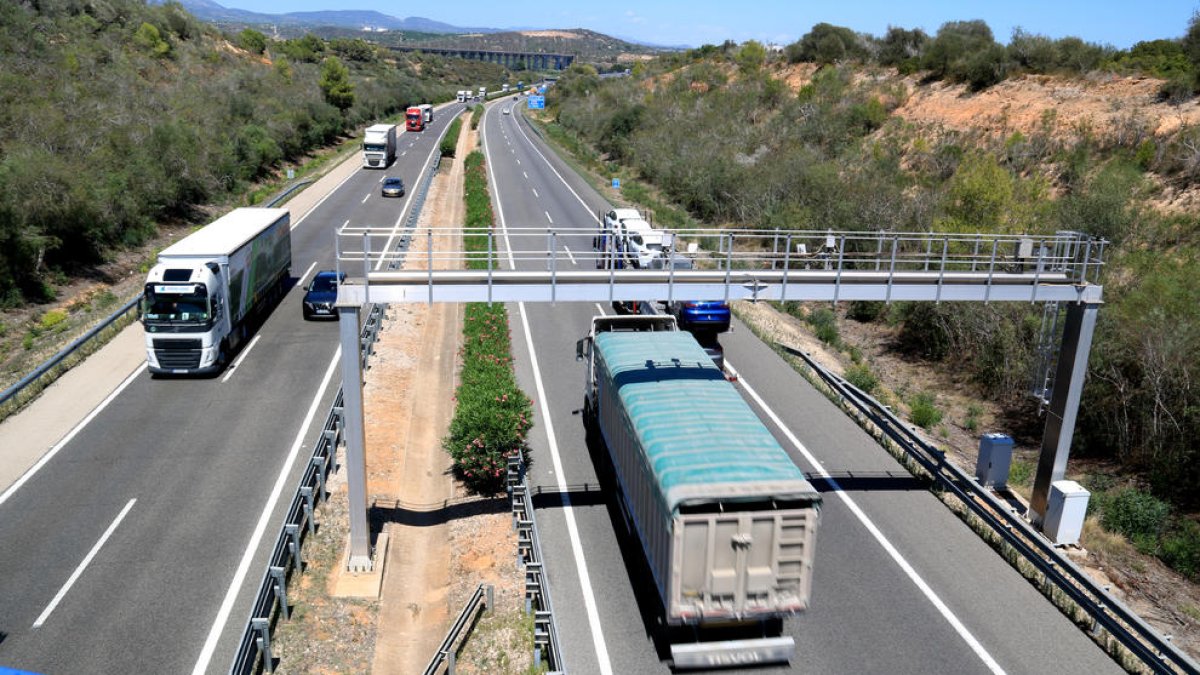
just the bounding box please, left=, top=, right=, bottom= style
left=392, top=46, right=575, bottom=70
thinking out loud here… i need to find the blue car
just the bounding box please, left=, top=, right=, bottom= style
left=667, top=300, right=731, bottom=334
left=302, top=270, right=344, bottom=320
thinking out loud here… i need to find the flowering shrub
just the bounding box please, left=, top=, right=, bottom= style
left=444, top=151, right=534, bottom=493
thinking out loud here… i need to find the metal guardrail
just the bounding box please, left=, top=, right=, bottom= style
left=228, top=154, right=443, bottom=675
left=507, top=455, right=565, bottom=672
left=0, top=296, right=140, bottom=413
left=424, top=583, right=493, bottom=675
left=783, top=344, right=1200, bottom=675
left=0, top=179, right=318, bottom=417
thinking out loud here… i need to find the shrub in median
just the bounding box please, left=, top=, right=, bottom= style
left=440, top=117, right=463, bottom=158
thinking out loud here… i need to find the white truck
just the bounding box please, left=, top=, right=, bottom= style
left=362, top=123, right=397, bottom=168
left=598, top=208, right=668, bottom=269
left=142, top=208, right=292, bottom=376
left=478, top=86, right=487, bottom=100
left=456, top=90, right=468, bottom=102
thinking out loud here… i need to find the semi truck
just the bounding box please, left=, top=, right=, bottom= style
left=456, top=90, right=468, bottom=102
left=577, top=315, right=821, bottom=669
left=362, top=123, right=397, bottom=168
left=419, top=103, right=433, bottom=124
left=405, top=106, right=424, bottom=132
left=142, top=208, right=291, bottom=376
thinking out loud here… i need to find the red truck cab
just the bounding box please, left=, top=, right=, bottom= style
left=405, top=106, right=424, bottom=132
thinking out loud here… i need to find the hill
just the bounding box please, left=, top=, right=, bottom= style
left=407, top=28, right=662, bottom=67
left=152, top=0, right=500, bottom=34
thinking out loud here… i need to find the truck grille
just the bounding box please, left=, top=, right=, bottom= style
left=153, top=339, right=202, bottom=369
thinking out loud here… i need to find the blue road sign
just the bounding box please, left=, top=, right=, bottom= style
left=612, top=178, right=620, bottom=189
left=528, top=95, right=545, bottom=109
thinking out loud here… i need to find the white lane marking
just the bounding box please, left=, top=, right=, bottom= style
left=191, top=346, right=343, bottom=675
left=343, top=219, right=351, bottom=228
left=563, top=245, right=577, bottom=265
left=220, top=334, right=261, bottom=383
left=361, top=193, right=370, bottom=204
left=291, top=167, right=359, bottom=230
left=402, top=150, right=407, bottom=156
left=33, top=498, right=137, bottom=628
left=379, top=176, right=385, bottom=183
left=510, top=110, right=593, bottom=216
left=483, top=120, right=613, bottom=674
left=523, top=171, right=528, bottom=180
left=298, top=261, right=318, bottom=285
left=545, top=211, right=553, bottom=224
left=0, top=363, right=147, bottom=508
left=515, top=158, right=520, bottom=165
left=532, top=188, right=539, bottom=198
left=726, top=361, right=1006, bottom=675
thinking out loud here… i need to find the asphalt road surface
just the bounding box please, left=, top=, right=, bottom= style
left=480, top=99, right=1121, bottom=675
left=0, top=103, right=467, bottom=674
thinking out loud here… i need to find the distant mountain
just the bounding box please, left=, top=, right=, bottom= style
left=153, top=0, right=501, bottom=33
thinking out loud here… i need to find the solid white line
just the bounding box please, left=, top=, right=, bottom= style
left=298, top=261, right=318, bottom=285
left=33, top=498, right=137, bottom=628
left=532, top=188, right=539, bottom=198
left=0, top=363, right=147, bottom=508
left=563, top=245, right=577, bottom=265
left=361, top=193, right=370, bottom=204
left=191, top=346, right=343, bottom=675
left=726, top=361, right=1006, bottom=675
left=483, top=115, right=613, bottom=674
left=220, top=334, right=261, bottom=383
left=544, top=211, right=553, bottom=224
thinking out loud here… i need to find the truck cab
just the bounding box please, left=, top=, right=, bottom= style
left=143, top=263, right=228, bottom=374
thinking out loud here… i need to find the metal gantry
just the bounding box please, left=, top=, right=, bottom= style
left=335, top=225, right=1105, bottom=562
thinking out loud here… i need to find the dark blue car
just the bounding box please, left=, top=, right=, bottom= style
left=302, top=270, right=343, bottom=320
left=668, top=300, right=731, bottom=334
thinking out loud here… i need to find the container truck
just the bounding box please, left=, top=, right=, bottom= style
left=456, top=90, right=468, bottom=102
left=418, top=103, right=433, bottom=124
left=142, top=208, right=291, bottom=376
left=362, top=123, right=397, bottom=168
left=577, top=315, right=821, bottom=669
left=405, top=106, right=424, bottom=132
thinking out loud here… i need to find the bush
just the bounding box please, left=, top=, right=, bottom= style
left=40, top=309, right=68, bottom=331
left=470, top=104, right=484, bottom=130
left=909, top=391, right=943, bottom=429
left=844, top=362, right=878, bottom=394
left=440, top=116, right=462, bottom=158
left=847, top=301, right=884, bottom=322
left=806, top=307, right=840, bottom=346
left=1101, top=488, right=1170, bottom=542
left=1160, top=520, right=1200, bottom=580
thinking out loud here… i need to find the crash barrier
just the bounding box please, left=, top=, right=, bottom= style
left=423, top=583, right=494, bottom=675
left=785, top=344, right=1200, bottom=675
left=229, top=157, right=442, bottom=674
left=507, top=455, right=565, bottom=672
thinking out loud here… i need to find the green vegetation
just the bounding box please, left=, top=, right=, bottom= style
left=0, top=1, right=495, bottom=307
left=908, top=392, right=944, bottom=430
left=470, top=104, right=485, bottom=130
left=844, top=362, right=878, bottom=394
left=440, top=116, right=463, bottom=158
left=443, top=152, right=533, bottom=494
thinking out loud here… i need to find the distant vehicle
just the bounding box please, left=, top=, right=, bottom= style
left=503, top=107, right=511, bottom=115
left=666, top=300, right=731, bottom=334
left=362, top=124, right=397, bottom=168
left=405, top=106, right=424, bottom=132
left=456, top=90, right=468, bottom=102
left=381, top=176, right=405, bottom=197
left=419, top=103, right=433, bottom=124
left=302, top=270, right=344, bottom=320
left=142, top=208, right=291, bottom=375
left=513, top=95, right=518, bottom=101
left=576, top=315, right=820, bottom=668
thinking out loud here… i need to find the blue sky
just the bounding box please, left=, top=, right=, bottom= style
left=224, top=0, right=1198, bottom=49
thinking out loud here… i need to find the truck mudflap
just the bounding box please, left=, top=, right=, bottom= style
left=670, top=636, right=795, bottom=670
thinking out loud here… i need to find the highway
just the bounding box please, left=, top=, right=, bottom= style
left=479, top=99, right=1123, bottom=673
left=0, top=103, right=467, bottom=674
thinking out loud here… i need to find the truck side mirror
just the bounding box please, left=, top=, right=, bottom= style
left=575, top=337, right=590, bottom=361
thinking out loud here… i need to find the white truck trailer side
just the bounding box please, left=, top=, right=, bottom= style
left=362, top=123, right=397, bottom=168
left=142, top=208, right=291, bottom=375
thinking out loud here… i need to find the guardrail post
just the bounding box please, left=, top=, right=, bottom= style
left=252, top=617, right=273, bottom=673
left=312, top=454, right=328, bottom=502
left=447, top=649, right=456, bottom=674
left=300, top=487, right=317, bottom=536
left=285, top=524, right=303, bottom=574
left=270, top=566, right=289, bottom=620
left=486, top=584, right=494, bottom=615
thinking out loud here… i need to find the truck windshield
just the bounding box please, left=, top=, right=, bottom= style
left=143, top=286, right=211, bottom=327
left=363, top=143, right=386, bottom=152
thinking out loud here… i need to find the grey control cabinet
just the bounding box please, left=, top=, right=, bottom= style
left=975, top=433, right=1014, bottom=489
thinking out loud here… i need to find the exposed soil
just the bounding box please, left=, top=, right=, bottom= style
left=519, top=30, right=579, bottom=40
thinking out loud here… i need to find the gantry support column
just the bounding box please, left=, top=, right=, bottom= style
left=1029, top=301, right=1101, bottom=525
left=337, top=302, right=373, bottom=571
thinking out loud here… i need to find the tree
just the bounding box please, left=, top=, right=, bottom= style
left=787, top=23, right=868, bottom=65
left=878, top=26, right=929, bottom=73
left=238, top=28, right=267, bottom=55
left=319, top=56, right=354, bottom=113
left=736, top=40, right=767, bottom=72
